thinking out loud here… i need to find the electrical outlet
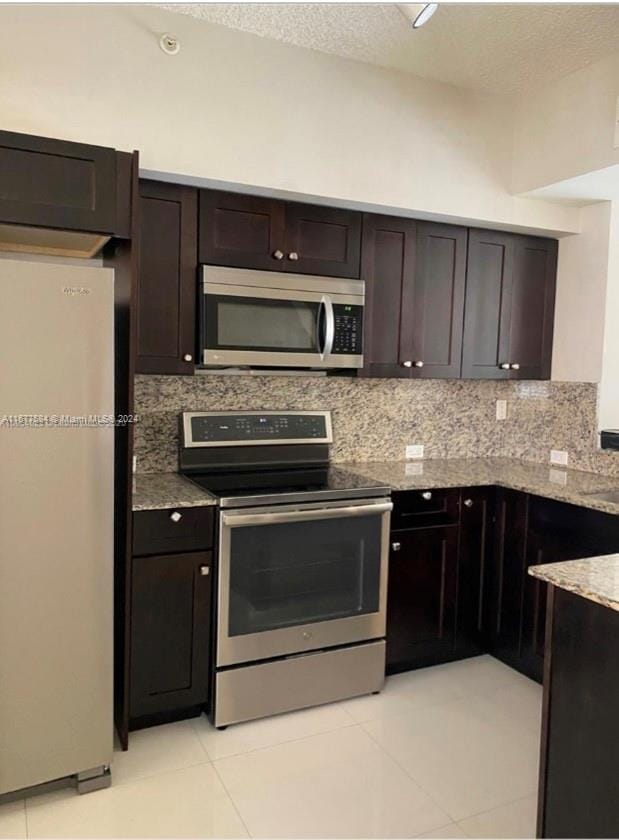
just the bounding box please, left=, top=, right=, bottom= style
left=405, top=462, right=424, bottom=477
left=496, top=399, right=507, bottom=421
left=614, top=95, right=619, bottom=148
left=406, top=444, right=424, bottom=460
left=132, top=455, right=138, bottom=474
left=549, top=468, right=568, bottom=486
left=550, top=449, right=568, bottom=467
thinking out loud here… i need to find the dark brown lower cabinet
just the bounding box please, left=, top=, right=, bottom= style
left=456, top=487, right=494, bottom=657
left=538, top=588, right=619, bottom=838
left=130, top=551, right=212, bottom=725
left=386, top=524, right=459, bottom=673
left=489, top=488, right=530, bottom=674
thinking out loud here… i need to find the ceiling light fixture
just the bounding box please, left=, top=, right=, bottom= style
left=398, top=3, right=439, bottom=29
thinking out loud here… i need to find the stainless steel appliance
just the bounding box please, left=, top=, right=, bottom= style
left=180, top=411, right=391, bottom=728
left=200, top=266, right=364, bottom=369
left=0, top=258, right=113, bottom=797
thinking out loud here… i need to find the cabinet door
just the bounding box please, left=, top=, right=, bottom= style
left=456, top=487, right=494, bottom=656
left=199, top=189, right=286, bottom=271
left=283, top=202, right=362, bottom=278
left=489, top=488, right=529, bottom=671
left=461, top=229, right=514, bottom=379
left=386, top=525, right=459, bottom=673
left=408, top=222, right=467, bottom=378
left=521, top=528, right=554, bottom=682
left=360, top=214, right=416, bottom=378
left=130, top=551, right=212, bottom=720
left=0, top=130, right=117, bottom=234
left=136, top=181, right=197, bottom=375
left=508, top=236, right=557, bottom=380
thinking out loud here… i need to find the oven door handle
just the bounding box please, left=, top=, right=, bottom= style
left=222, top=500, right=393, bottom=528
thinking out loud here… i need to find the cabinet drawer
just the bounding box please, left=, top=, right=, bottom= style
left=391, top=488, right=460, bottom=529
left=133, top=507, right=214, bottom=556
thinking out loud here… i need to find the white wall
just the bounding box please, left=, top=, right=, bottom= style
left=512, top=52, right=619, bottom=194
left=0, top=4, right=579, bottom=235
left=599, top=203, right=619, bottom=430
left=552, top=202, right=612, bottom=382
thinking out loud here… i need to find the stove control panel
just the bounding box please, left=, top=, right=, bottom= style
left=183, top=411, right=333, bottom=447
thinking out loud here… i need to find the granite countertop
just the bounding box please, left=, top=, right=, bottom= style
left=132, top=472, right=216, bottom=511
left=341, top=457, right=619, bottom=516
left=529, top=555, right=619, bottom=612
left=132, top=457, right=619, bottom=515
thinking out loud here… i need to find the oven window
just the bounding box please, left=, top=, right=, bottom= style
left=227, top=514, right=381, bottom=637
left=205, top=295, right=321, bottom=353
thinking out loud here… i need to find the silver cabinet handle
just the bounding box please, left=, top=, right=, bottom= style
left=272, top=249, right=284, bottom=260
left=392, top=541, right=401, bottom=552
left=499, top=363, right=511, bottom=370
left=199, top=565, right=210, bottom=576
left=510, top=363, right=520, bottom=371
left=414, top=361, right=424, bottom=368
left=401, top=360, right=413, bottom=368
left=421, top=491, right=432, bottom=500
left=464, top=498, right=474, bottom=508
left=288, top=251, right=299, bottom=261
left=170, top=511, right=182, bottom=523
left=183, top=353, right=193, bottom=362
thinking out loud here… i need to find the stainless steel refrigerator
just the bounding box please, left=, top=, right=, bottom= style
left=0, top=257, right=114, bottom=796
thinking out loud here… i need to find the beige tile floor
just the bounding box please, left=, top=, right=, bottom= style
left=0, top=655, right=542, bottom=839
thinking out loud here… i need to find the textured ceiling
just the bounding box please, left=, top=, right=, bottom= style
left=162, top=3, right=619, bottom=94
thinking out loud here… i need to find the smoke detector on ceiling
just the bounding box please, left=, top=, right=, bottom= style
left=398, top=4, right=439, bottom=28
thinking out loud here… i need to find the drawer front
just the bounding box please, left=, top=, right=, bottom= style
left=133, top=507, right=214, bottom=556
left=391, top=488, right=460, bottom=529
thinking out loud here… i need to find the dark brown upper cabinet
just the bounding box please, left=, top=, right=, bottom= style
left=0, top=130, right=120, bottom=235
left=136, top=180, right=198, bottom=375
left=199, top=189, right=362, bottom=278
left=199, top=190, right=286, bottom=271
left=282, top=202, right=362, bottom=278
left=462, top=229, right=557, bottom=380
left=361, top=215, right=467, bottom=379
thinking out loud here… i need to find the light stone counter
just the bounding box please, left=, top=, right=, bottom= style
left=528, top=555, right=619, bottom=612
left=342, top=457, right=619, bottom=516
left=132, top=472, right=216, bottom=511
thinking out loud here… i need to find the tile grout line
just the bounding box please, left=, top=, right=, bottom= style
left=209, top=758, right=253, bottom=839
left=194, top=713, right=359, bottom=763
left=358, top=721, right=454, bottom=824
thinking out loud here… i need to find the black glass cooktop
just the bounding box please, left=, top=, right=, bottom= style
left=185, top=465, right=390, bottom=508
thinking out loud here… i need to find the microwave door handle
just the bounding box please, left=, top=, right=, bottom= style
left=323, top=296, right=335, bottom=358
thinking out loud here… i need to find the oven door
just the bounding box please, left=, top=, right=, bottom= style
left=202, top=281, right=333, bottom=368
left=217, top=498, right=392, bottom=667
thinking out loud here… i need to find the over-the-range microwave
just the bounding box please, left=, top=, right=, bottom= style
left=199, top=265, right=364, bottom=370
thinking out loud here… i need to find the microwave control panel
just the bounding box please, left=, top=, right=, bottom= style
left=332, top=304, right=363, bottom=356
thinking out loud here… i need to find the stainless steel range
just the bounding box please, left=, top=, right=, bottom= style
left=179, top=411, right=392, bottom=728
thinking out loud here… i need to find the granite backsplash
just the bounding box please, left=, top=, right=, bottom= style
left=133, top=374, right=618, bottom=477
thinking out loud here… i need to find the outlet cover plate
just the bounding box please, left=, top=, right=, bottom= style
left=406, top=444, right=424, bottom=460
left=496, top=400, right=507, bottom=421
left=550, top=449, right=568, bottom=467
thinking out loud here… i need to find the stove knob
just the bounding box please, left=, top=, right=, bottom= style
left=170, top=511, right=182, bottom=523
